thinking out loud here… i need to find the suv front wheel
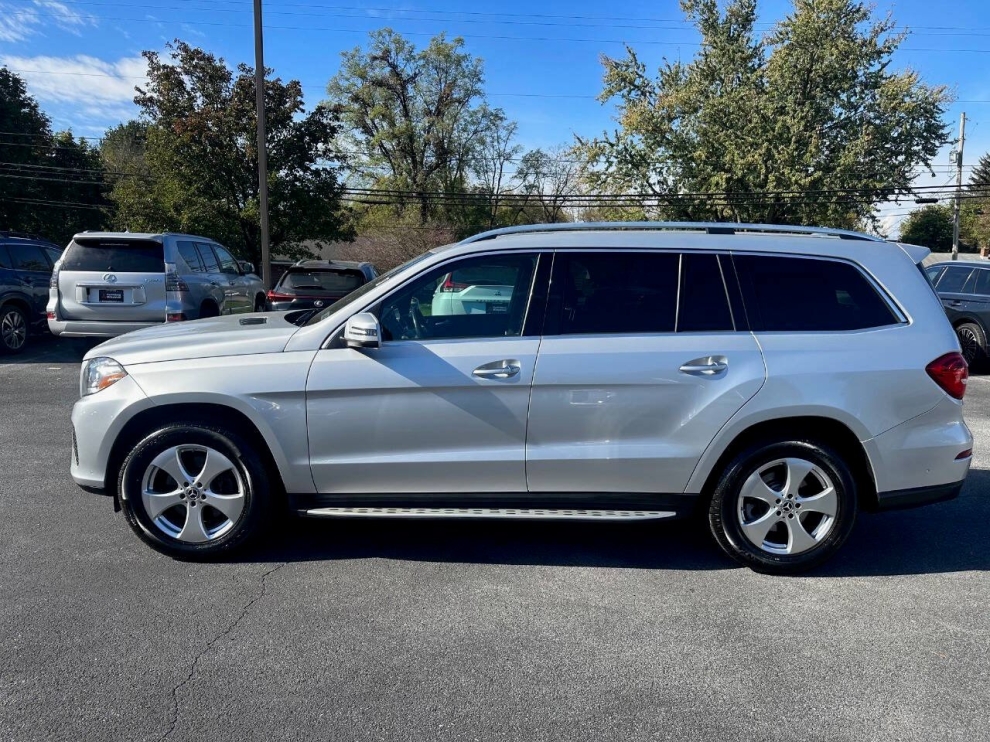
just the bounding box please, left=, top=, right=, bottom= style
left=708, top=440, right=858, bottom=574
left=0, top=303, right=28, bottom=354
left=118, top=422, right=272, bottom=559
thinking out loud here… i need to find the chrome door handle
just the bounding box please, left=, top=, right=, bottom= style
left=473, top=361, right=521, bottom=379
left=679, top=357, right=728, bottom=376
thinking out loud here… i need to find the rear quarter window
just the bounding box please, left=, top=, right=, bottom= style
left=61, top=239, right=165, bottom=273
left=734, top=254, right=899, bottom=332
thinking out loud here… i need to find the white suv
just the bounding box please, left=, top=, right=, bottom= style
left=68, top=223, right=973, bottom=573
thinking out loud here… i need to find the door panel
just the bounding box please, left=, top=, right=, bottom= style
left=526, top=333, right=765, bottom=493
left=306, top=338, right=539, bottom=493
left=212, top=244, right=250, bottom=312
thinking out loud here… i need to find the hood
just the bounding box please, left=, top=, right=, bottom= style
left=86, top=313, right=300, bottom=366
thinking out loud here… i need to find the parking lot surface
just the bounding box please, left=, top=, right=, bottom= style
left=2, top=336, right=990, bottom=742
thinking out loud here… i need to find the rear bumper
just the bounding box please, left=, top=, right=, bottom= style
left=875, top=480, right=966, bottom=511
left=49, top=318, right=161, bottom=338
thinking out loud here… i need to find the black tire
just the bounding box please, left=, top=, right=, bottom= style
left=118, top=423, right=272, bottom=559
left=254, top=294, right=267, bottom=312
left=708, top=440, right=858, bottom=575
left=0, top=303, right=29, bottom=354
left=200, top=301, right=220, bottom=319
left=955, top=322, right=987, bottom=371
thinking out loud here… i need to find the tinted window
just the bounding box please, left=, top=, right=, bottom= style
left=380, top=254, right=538, bottom=341
left=925, top=265, right=944, bottom=285
left=45, top=247, right=62, bottom=266
left=279, top=269, right=364, bottom=294
left=177, top=241, right=205, bottom=272
left=556, top=252, right=679, bottom=335
left=0, top=246, right=9, bottom=269
left=196, top=243, right=221, bottom=273
left=735, top=255, right=898, bottom=332
left=973, top=269, right=990, bottom=297
left=213, top=244, right=240, bottom=275
left=678, top=253, right=734, bottom=332
left=937, top=266, right=974, bottom=293
left=6, top=244, right=50, bottom=271
left=60, top=240, right=164, bottom=273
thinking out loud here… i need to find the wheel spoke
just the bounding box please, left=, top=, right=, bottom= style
left=784, top=516, right=817, bottom=554
left=203, top=491, right=244, bottom=522
left=178, top=505, right=210, bottom=543
left=797, top=486, right=837, bottom=517
left=143, top=489, right=184, bottom=520
left=784, top=458, right=816, bottom=497
left=150, top=447, right=196, bottom=488
left=195, top=449, right=237, bottom=490
left=740, top=470, right=781, bottom=506
left=740, top=511, right=777, bottom=545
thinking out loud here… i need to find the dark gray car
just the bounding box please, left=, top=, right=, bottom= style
left=0, top=231, right=62, bottom=354
left=926, top=261, right=990, bottom=368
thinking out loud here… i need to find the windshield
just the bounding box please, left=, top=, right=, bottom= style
left=303, top=251, right=434, bottom=326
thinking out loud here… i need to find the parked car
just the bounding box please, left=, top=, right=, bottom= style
left=430, top=263, right=515, bottom=316
left=926, top=260, right=990, bottom=369
left=47, top=232, right=267, bottom=338
left=266, top=260, right=377, bottom=312
left=0, top=230, right=62, bottom=354
left=69, top=222, right=971, bottom=574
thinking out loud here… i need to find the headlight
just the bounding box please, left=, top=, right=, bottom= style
left=80, top=357, right=128, bottom=397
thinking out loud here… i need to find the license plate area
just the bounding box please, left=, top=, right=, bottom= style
left=99, top=289, right=124, bottom=303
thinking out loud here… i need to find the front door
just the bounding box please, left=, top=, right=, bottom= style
left=212, top=244, right=251, bottom=313
left=526, top=250, right=766, bottom=494
left=306, top=252, right=545, bottom=494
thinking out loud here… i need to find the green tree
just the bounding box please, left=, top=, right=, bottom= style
left=576, top=0, right=951, bottom=228
left=110, top=41, right=351, bottom=265
left=970, top=152, right=990, bottom=189
left=900, top=205, right=955, bottom=252
left=0, top=68, right=109, bottom=242
left=326, top=29, right=502, bottom=224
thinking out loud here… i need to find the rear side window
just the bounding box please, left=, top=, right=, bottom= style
left=177, top=241, right=205, bottom=272
left=936, top=266, right=974, bottom=293
left=195, top=243, right=221, bottom=273
left=45, top=247, right=62, bottom=266
left=677, top=253, right=734, bottom=332
left=556, top=252, right=679, bottom=335
left=734, top=254, right=899, bottom=332
left=973, top=269, right=990, bottom=297
left=279, top=269, right=364, bottom=293
left=60, top=240, right=164, bottom=273
left=6, top=243, right=50, bottom=271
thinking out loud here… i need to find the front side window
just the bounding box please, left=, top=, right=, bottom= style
left=212, top=244, right=240, bottom=275
left=734, top=254, right=899, bottom=332
left=555, top=252, right=679, bottom=335
left=936, top=266, right=974, bottom=293
left=379, top=254, right=538, bottom=341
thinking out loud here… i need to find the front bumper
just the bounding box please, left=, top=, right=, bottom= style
left=71, top=374, right=154, bottom=491
left=49, top=318, right=161, bottom=338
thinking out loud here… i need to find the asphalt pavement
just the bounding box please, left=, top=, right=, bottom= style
left=2, top=335, right=989, bottom=742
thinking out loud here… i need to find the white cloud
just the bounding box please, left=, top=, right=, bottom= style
left=0, top=54, right=148, bottom=106
left=32, top=0, right=95, bottom=35
left=0, top=4, right=39, bottom=41
left=0, top=0, right=95, bottom=42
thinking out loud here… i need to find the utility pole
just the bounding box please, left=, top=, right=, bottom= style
left=253, top=0, right=272, bottom=289
left=952, top=112, right=966, bottom=261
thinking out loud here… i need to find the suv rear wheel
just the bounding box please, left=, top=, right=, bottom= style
left=708, top=440, right=857, bottom=574
left=118, top=422, right=271, bottom=559
left=955, top=321, right=987, bottom=370
left=0, top=303, right=28, bottom=354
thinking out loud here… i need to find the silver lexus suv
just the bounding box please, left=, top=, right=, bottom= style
left=48, top=232, right=266, bottom=337
left=68, top=223, right=973, bottom=573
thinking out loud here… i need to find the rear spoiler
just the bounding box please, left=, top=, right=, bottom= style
left=896, top=242, right=931, bottom=265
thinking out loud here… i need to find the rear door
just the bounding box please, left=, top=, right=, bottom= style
left=526, top=250, right=766, bottom=494
left=56, top=237, right=167, bottom=323
left=934, top=264, right=976, bottom=323
left=4, top=243, right=52, bottom=324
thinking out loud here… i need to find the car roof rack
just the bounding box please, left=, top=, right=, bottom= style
left=0, top=229, right=47, bottom=241
left=459, top=221, right=885, bottom=244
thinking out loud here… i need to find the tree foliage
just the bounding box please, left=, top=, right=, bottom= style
left=0, top=67, right=109, bottom=243
left=577, top=0, right=951, bottom=228
left=106, top=41, right=351, bottom=264
left=900, top=205, right=955, bottom=252
left=970, top=152, right=990, bottom=189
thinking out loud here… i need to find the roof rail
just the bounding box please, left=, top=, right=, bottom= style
left=0, top=229, right=46, bottom=241
left=459, top=221, right=885, bottom=244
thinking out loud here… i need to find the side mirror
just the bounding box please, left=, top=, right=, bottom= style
left=238, top=261, right=255, bottom=275
left=343, top=312, right=381, bottom=349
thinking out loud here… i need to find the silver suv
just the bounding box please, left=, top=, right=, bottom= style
left=68, top=223, right=973, bottom=573
left=48, top=232, right=266, bottom=337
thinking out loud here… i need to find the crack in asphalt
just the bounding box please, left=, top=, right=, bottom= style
left=158, top=562, right=285, bottom=742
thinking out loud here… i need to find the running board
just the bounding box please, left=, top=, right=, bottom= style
left=298, top=506, right=677, bottom=522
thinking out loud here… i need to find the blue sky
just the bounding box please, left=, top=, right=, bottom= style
left=1, top=0, right=989, bottom=234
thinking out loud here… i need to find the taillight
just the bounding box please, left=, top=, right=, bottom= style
left=165, top=265, right=189, bottom=292
left=438, top=273, right=468, bottom=292
left=267, top=291, right=293, bottom=302
left=166, top=312, right=187, bottom=323
left=49, top=264, right=60, bottom=289
left=926, top=352, right=968, bottom=400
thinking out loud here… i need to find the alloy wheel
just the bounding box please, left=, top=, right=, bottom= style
left=1, top=309, right=26, bottom=351
left=140, top=444, right=246, bottom=543
left=736, top=457, right=838, bottom=556
left=957, top=326, right=980, bottom=365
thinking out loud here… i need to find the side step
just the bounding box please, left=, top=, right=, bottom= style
left=299, top=507, right=677, bottom=522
